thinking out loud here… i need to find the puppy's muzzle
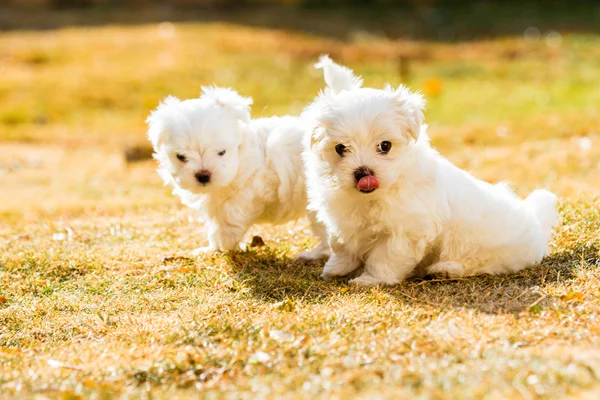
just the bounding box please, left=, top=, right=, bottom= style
left=195, top=170, right=211, bottom=185
left=354, top=166, right=379, bottom=193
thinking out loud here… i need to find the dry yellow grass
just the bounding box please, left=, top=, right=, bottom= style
left=1, top=5, right=600, bottom=399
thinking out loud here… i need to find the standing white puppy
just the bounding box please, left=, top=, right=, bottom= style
left=147, top=86, right=329, bottom=260
left=303, top=56, right=558, bottom=286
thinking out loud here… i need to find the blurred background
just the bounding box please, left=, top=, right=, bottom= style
left=1, top=0, right=599, bottom=216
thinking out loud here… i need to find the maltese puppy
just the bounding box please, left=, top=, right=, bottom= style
left=147, top=86, right=329, bottom=261
left=303, top=56, right=558, bottom=286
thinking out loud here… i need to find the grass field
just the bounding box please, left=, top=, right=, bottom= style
left=1, top=4, right=600, bottom=399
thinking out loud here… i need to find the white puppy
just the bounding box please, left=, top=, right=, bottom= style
left=303, top=56, right=558, bottom=286
left=147, top=86, right=329, bottom=260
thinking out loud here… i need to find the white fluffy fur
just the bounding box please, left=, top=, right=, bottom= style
left=147, top=86, right=329, bottom=260
left=303, top=56, right=559, bottom=286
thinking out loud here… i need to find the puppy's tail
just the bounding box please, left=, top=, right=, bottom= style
left=525, top=189, right=559, bottom=242
left=315, top=55, right=363, bottom=94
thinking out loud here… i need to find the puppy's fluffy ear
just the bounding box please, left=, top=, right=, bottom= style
left=310, top=124, right=327, bottom=150
left=201, top=86, right=252, bottom=123
left=315, top=55, right=363, bottom=95
left=146, top=95, right=181, bottom=149
left=389, top=85, right=425, bottom=142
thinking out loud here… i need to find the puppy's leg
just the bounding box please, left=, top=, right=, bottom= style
left=426, top=261, right=466, bottom=278
left=295, top=212, right=331, bottom=262
left=193, top=221, right=247, bottom=255
left=350, top=238, right=421, bottom=286
left=321, top=240, right=360, bottom=281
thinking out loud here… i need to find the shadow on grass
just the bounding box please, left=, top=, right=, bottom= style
left=225, top=248, right=330, bottom=303
left=2, top=2, right=600, bottom=42
left=225, top=243, right=599, bottom=314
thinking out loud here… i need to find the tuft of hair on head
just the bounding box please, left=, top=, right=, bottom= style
left=201, top=86, right=253, bottom=123
left=315, top=55, right=363, bottom=95
left=146, top=95, right=181, bottom=149
left=387, top=84, right=426, bottom=142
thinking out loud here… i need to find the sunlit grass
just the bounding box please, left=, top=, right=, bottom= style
left=1, top=7, right=600, bottom=399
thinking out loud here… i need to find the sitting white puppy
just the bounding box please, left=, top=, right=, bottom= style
left=303, top=56, right=558, bottom=286
left=147, top=86, right=329, bottom=260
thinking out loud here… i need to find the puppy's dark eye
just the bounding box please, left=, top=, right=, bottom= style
left=217, top=150, right=226, bottom=156
left=377, top=141, right=392, bottom=154
left=176, top=154, right=187, bottom=162
left=335, top=144, right=347, bottom=156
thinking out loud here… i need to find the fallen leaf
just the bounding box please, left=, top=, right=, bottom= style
left=560, top=292, right=583, bottom=302
left=124, top=144, right=153, bottom=163
left=162, top=255, right=192, bottom=264
left=250, top=236, right=265, bottom=248
left=82, top=380, right=96, bottom=388
left=0, top=296, right=6, bottom=305
left=424, top=77, right=443, bottom=98
left=273, top=298, right=295, bottom=312
left=0, top=346, right=23, bottom=355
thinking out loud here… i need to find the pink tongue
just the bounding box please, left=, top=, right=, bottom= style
left=357, top=175, right=379, bottom=192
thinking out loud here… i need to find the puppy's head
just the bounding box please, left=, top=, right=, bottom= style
left=147, top=87, right=252, bottom=194
left=309, top=59, right=424, bottom=196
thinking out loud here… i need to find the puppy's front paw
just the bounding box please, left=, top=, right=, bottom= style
left=320, top=252, right=360, bottom=281
left=349, top=272, right=398, bottom=287
left=191, top=246, right=216, bottom=256
left=427, top=261, right=465, bottom=278
left=349, top=273, right=383, bottom=287
left=321, top=269, right=341, bottom=282
left=295, top=247, right=330, bottom=263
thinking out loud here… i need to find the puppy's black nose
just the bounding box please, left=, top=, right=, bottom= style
left=354, top=166, right=373, bottom=182
left=195, top=170, right=211, bottom=184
